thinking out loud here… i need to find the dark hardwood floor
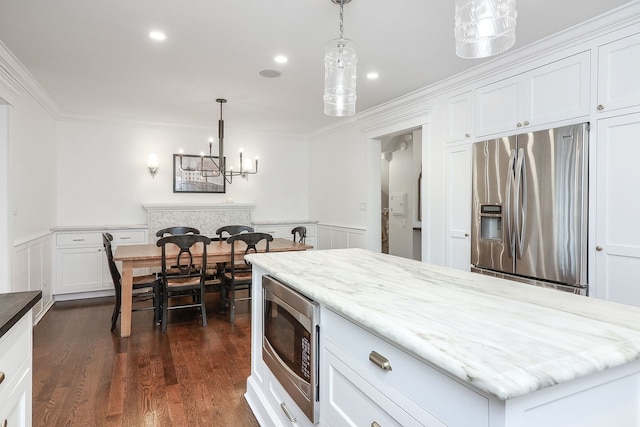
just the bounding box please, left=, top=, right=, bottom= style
left=32, top=293, right=260, bottom=426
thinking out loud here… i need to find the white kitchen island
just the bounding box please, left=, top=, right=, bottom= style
left=244, top=248, right=640, bottom=427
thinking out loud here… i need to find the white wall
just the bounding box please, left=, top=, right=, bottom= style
left=308, top=125, right=369, bottom=229
left=56, top=119, right=310, bottom=226
left=9, top=94, right=57, bottom=241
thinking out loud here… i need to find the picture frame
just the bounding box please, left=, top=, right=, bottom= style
left=173, top=154, right=226, bottom=193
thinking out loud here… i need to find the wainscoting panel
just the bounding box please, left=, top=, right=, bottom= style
left=12, top=233, right=54, bottom=324
left=317, top=224, right=367, bottom=250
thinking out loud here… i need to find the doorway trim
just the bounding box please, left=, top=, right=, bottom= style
left=362, top=107, right=433, bottom=257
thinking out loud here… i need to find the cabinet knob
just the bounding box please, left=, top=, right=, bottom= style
left=1, top=419, right=6, bottom=427
left=371, top=422, right=382, bottom=427
left=516, top=122, right=522, bottom=127
left=597, top=104, right=604, bottom=111
left=523, top=120, right=530, bottom=126
left=465, top=233, right=470, bottom=237
left=0, top=371, right=4, bottom=384
left=369, top=351, right=392, bottom=371
left=596, top=246, right=603, bottom=252
left=465, top=133, right=470, bottom=138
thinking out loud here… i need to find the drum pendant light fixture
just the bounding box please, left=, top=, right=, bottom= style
left=324, top=0, right=357, bottom=116
left=454, top=0, right=517, bottom=59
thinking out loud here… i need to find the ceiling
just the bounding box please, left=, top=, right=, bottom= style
left=0, top=0, right=634, bottom=135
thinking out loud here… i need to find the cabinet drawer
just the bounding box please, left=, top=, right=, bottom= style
left=56, top=232, right=102, bottom=247
left=0, top=316, right=30, bottom=401
left=110, top=230, right=146, bottom=244
left=323, top=309, right=489, bottom=427
left=323, top=344, right=442, bottom=427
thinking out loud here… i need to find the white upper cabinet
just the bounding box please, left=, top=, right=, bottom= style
left=476, top=51, right=590, bottom=137
left=597, top=32, right=640, bottom=113
left=445, top=91, right=474, bottom=143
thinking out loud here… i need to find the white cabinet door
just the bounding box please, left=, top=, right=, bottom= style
left=476, top=52, right=590, bottom=137
left=446, top=91, right=474, bottom=143
left=56, top=246, right=104, bottom=294
left=598, top=32, right=640, bottom=113
left=475, top=77, right=522, bottom=136
left=593, top=113, right=640, bottom=305
left=446, top=144, right=472, bottom=271
left=527, top=51, right=590, bottom=126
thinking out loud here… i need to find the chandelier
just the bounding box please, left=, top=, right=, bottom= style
left=454, top=0, right=517, bottom=59
left=323, top=0, right=357, bottom=116
left=178, top=99, right=258, bottom=183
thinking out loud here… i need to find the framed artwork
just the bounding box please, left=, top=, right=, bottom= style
left=173, top=154, right=226, bottom=193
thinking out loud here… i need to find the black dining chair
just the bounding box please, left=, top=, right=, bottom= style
left=213, top=224, right=255, bottom=285
left=156, top=234, right=211, bottom=333
left=215, top=224, right=254, bottom=241
left=291, top=226, right=307, bottom=244
left=155, top=226, right=200, bottom=238
left=102, top=233, right=161, bottom=331
left=221, top=232, right=273, bottom=323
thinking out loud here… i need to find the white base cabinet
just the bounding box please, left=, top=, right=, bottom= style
left=0, top=315, right=33, bottom=427
left=54, top=227, right=147, bottom=297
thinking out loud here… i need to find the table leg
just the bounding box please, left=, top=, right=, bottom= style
left=120, top=260, right=134, bottom=337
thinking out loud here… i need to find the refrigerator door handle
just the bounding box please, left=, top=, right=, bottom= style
left=514, top=148, right=527, bottom=259
left=505, top=149, right=517, bottom=259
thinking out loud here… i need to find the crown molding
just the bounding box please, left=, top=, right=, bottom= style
left=0, top=41, right=61, bottom=117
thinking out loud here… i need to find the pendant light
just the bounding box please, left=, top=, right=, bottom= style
left=454, top=0, right=517, bottom=59
left=324, top=0, right=357, bottom=116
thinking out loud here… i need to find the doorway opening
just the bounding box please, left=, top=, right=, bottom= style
left=379, top=128, right=422, bottom=261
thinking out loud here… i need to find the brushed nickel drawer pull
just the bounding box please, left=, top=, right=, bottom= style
left=369, top=351, right=392, bottom=371
left=372, top=422, right=382, bottom=427
left=280, top=402, right=297, bottom=423
left=72, top=238, right=85, bottom=242
left=0, top=371, right=5, bottom=384
left=120, top=236, right=132, bottom=240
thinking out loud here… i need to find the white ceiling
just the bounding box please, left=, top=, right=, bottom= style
left=0, top=0, right=634, bottom=135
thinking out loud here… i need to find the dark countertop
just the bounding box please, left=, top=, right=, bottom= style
left=0, top=291, right=42, bottom=339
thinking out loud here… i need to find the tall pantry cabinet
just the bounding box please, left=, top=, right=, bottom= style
left=592, top=31, right=640, bottom=305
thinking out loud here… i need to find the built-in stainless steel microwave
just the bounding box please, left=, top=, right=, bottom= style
left=262, top=275, right=319, bottom=423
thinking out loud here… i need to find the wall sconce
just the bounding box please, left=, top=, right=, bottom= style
left=147, top=154, right=159, bottom=178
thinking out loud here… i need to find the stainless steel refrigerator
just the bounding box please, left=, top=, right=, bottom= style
left=471, top=123, right=589, bottom=294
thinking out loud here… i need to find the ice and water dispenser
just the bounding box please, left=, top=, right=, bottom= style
left=479, top=205, right=503, bottom=240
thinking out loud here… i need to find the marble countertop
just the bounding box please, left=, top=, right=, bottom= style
left=0, top=291, right=42, bottom=338
left=245, top=248, right=640, bottom=400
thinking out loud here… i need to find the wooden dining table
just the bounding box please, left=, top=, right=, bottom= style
left=113, top=237, right=312, bottom=337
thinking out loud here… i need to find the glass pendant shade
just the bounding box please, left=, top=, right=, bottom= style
left=454, top=0, right=517, bottom=59
left=324, top=37, right=358, bottom=116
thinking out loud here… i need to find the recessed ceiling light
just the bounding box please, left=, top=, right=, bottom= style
left=149, top=31, right=167, bottom=41
left=367, top=72, right=379, bottom=80
left=274, top=55, right=288, bottom=64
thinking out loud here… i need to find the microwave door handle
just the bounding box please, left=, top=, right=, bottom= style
left=505, top=149, right=517, bottom=258
left=513, top=148, right=526, bottom=259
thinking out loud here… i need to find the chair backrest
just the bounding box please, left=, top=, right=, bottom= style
left=227, top=232, right=273, bottom=273
left=102, top=232, right=121, bottom=290
left=156, top=234, right=212, bottom=281
left=216, top=225, right=254, bottom=241
left=291, top=226, right=307, bottom=244
left=156, top=226, right=200, bottom=238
